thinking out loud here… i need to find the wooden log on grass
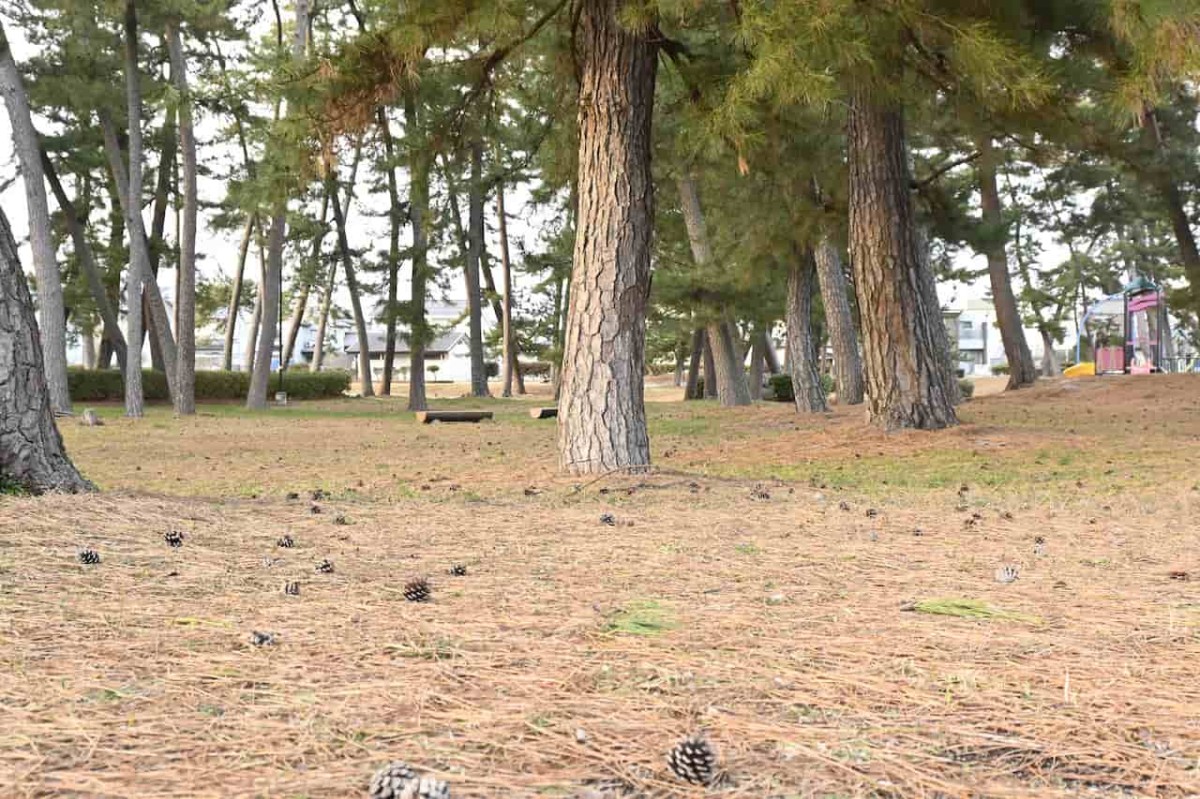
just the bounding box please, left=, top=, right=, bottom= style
left=415, top=410, right=494, bottom=424
left=529, top=407, right=558, bottom=419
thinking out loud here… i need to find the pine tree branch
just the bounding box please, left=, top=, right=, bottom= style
left=912, top=151, right=982, bottom=189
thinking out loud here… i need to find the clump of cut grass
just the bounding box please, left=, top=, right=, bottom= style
left=904, top=598, right=1041, bottom=625
left=604, top=600, right=676, bottom=636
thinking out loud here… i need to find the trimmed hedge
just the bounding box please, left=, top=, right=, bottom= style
left=957, top=378, right=975, bottom=399
left=766, top=373, right=834, bottom=402
left=67, top=368, right=350, bottom=402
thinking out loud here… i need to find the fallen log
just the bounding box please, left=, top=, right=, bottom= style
left=416, top=410, right=494, bottom=424
left=529, top=407, right=558, bottom=419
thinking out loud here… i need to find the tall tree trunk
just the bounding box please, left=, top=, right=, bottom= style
left=379, top=109, right=401, bottom=396
left=1141, top=104, right=1200, bottom=323
left=283, top=196, right=327, bottom=369
left=40, top=147, right=127, bottom=370
left=676, top=174, right=751, bottom=406
left=1039, top=327, right=1060, bottom=376
left=144, top=110, right=177, bottom=375
left=310, top=255, right=336, bottom=372
left=847, top=85, right=957, bottom=430
left=248, top=0, right=308, bottom=408
left=0, top=208, right=92, bottom=493
left=787, top=248, right=828, bottom=413
left=119, top=2, right=148, bottom=416
left=976, top=136, right=1037, bottom=390
left=81, top=327, right=96, bottom=369
left=761, top=331, right=781, bottom=374
left=0, top=22, right=70, bottom=412
left=243, top=242, right=264, bottom=373
left=223, top=216, right=254, bottom=371
left=748, top=328, right=765, bottom=400
left=702, top=332, right=718, bottom=398
left=404, top=92, right=429, bottom=411
left=812, top=238, right=864, bottom=404
left=329, top=175, right=373, bottom=397
left=558, top=0, right=656, bottom=474
left=684, top=327, right=703, bottom=399
left=497, top=180, right=517, bottom=397
left=166, top=21, right=196, bottom=414
left=549, top=273, right=564, bottom=393
left=466, top=139, right=489, bottom=397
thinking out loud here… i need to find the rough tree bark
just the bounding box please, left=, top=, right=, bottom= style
left=404, top=92, right=429, bottom=411
left=748, top=328, right=766, bottom=400
left=1039, top=327, right=1060, bottom=376
left=222, top=216, right=254, bottom=371
left=40, top=148, right=127, bottom=370
left=119, top=1, right=150, bottom=415
left=166, top=21, right=197, bottom=414
left=702, top=332, right=718, bottom=398
left=762, top=331, right=781, bottom=374
left=329, top=173, right=374, bottom=397
left=787, top=248, right=828, bottom=413
left=812, top=238, right=864, bottom=404
left=847, top=85, right=957, bottom=430
left=466, top=139, right=489, bottom=397
left=676, top=174, right=751, bottom=406
left=496, top=179, right=519, bottom=397
left=976, top=136, right=1037, bottom=390
left=558, top=0, right=656, bottom=474
left=0, top=207, right=92, bottom=493
left=0, top=21, right=71, bottom=412
left=684, top=327, right=703, bottom=399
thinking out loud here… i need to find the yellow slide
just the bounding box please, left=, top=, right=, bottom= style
left=1064, top=362, right=1096, bottom=377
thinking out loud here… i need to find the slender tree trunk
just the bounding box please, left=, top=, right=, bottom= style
left=40, top=148, right=127, bottom=370
left=787, top=248, right=828, bottom=413
left=702, top=332, right=718, bottom=398
left=466, top=140, right=489, bottom=397
left=748, top=328, right=765, bottom=400
left=812, top=238, right=863, bottom=404
left=243, top=243, right=264, bottom=373
left=310, top=256, right=336, bottom=372
left=676, top=174, right=751, bottom=406
left=248, top=0, right=308, bottom=408
left=329, top=175, right=373, bottom=397
left=0, top=22, right=70, bottom=412
left=81, top=328, right=96, bottom=369
left=558, top=0, right=656, bottom=474
left=761, top=331, right=781, bottom=374
left=549, top=274, right=564, bottom=392
left=684, top=327, right=703, bottom=399
left=222, top=215, right=254, bottom=371
left=1038, top=327, right=1060, bottom=376
left=379, top=109, right=401, bottom=396
left=976, top=136, right=1036, bottom=390
left=847, top=85, right=957, bottom=430
left=1141, top=104, right=1200, bottom=323
left=404, top=93, right=429, bottom=411
left=166, top=21, right=196, bottom=414
left=0, top=208, right=92, bottom=493
left=283, top=196, right=327, bottom=369
left=144, top=110, right=177, bottom=375
left=497, top=180, right=517, bottom=397
left=118, top=4, right=148, bottom=415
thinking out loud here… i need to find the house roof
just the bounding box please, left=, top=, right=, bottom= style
left=339, top=331, right=466, bottom=356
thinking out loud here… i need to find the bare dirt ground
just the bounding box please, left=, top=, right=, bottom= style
left=1, top=375, right=1198, bottom=798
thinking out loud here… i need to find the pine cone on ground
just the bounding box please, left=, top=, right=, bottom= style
left=315, top=559, right=334, bottom=574
left=448, top=564, right=467, bottom=576
left=403, top=577, right=431, bottom=602
left=250, top=630, right=276, bottom=646
left=284, top=581, right=300, bottom=596
left=667, top=734, right=717, bottom=785
left=368, top=761, right=418, bottom=799
left=78, top=548, right=101, bottom=565
left=277, top=535, right=296, bottom=548
left=164, top=529, right=185, bottom=548
left=398, top=776, right=450, bottom=799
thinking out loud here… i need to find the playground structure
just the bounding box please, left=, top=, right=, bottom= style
left=1075, top=278, right=1189, bottom=374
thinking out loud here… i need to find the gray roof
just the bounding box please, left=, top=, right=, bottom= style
left=339, top=331, right=465, bottom=356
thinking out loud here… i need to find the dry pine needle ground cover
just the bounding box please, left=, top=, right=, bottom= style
left=1, top=376, right=1198, bottom=798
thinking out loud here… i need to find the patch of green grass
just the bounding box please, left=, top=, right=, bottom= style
left=907, top=598, right=1041, bottom=625
left=0, top=472, right=27, bottom=496
left=604, top=600, right=676, bottom=636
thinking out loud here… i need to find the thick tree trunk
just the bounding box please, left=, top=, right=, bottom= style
left=40, top=147, right=127, bottom=370
left=466, top=140, right=489, bottom=397
left=248, top=0, right=308, bottom=408
left=222, top=216, right=254, bottom=371
left=558, top=0, right=656, bottom=474
left=787, top=249, right=828, bottom=413
left=847, top=86, right=957, bottom=430
left=812, top=238, right=864, bottom=404
left=976, top=136, right=1037, bottom=390
left=1039, top=327, right=1060, bottom=376
left=497, top=180, right=517, bottom=397
left=404, top=93, right=429, bottom=411
left=684, top=327, right=703, bottom=399
left=329, top=175, right=373, bottom=397
left=379, top=110, right=401, bottom=396
left=748, top=329, right=765, bottom=400
left=166, top=22, right=197, bottom=414
left=676, top=174, right=751, bottom=406
left=310, top=256, right=336, bottom=372
left=0, top=22, right=70, bottom=412
left=702, top=332, right=718, bottom=398
left=0, top=208, right=92, bottom=493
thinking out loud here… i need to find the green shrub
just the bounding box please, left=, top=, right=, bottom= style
left=958, top=378, right=975, bottom=399
left=766, top=373, right=834, bottom=402
left=67, top=368, right=349, bottom=402
left=520, top=360, right=552, bottom=378
left=991, top=363, right=1010, bottom=376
